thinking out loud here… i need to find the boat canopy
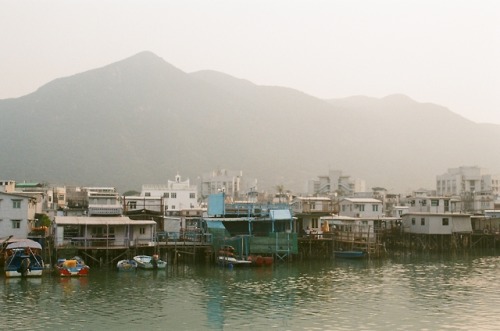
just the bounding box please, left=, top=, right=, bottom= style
left=6, top=239, right=42, bottom=250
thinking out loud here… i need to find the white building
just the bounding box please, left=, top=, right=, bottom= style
left=0, top=191, right=37, bottom=239
left=0, top=180, right=16, bottom=193
left=140, top=174, right=198, bottom=212
left=53, top=216, right=157, bottom=248
left=436, top=166, right=500, bottom=196
left=200, top=169, right=243, bottom=202
left=339, top=198, right=384, bottom=218
left=85, top=187, right=123, bottom=216
left=307, top=170, right=366, bottom=196
left=406, top=195, right=462, bottom=214
left=402, top=213, right=471, bottom=235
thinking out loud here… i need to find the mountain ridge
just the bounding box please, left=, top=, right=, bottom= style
left=1, top=51, right=499, bottom=194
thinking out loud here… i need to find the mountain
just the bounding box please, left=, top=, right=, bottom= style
left=1, top=51, right=499, bottom=194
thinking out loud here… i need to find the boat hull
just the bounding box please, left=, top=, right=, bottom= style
left=133, top=255, right=167, bottom=269
left=116, top=259, right=138, bottom=271
left=5, top=268, right=44, bottom=278
left=217, top=256, right=252, bottom=266
left=4, top=239, right=45, bottom=278
left=55, top=257, right=89, bottom=277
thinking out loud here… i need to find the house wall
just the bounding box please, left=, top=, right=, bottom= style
left=403, top=214, right=471, bottom=234
left=339, top=199, right=383, bottom=218
left=0, top=192, right=36, bottom=238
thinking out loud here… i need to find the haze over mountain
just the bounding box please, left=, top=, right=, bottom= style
left=1, top=51, right=499, bottom=194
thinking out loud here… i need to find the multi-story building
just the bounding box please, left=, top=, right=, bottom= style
left=436, top=166, right=500, bottom=212
left=307, top=170, right=366, bottom=197
left=0, top=191, right=37, bottom=238
left=436, top=166, right=500, bottom=196
left=291, top=196, right=334, bottom=232
left=338, top=198, right=383, bottom=218
left=85, top=187, right=122, bottom=217
left=140, top=174, right=198, bottom=212
left=200, top=169, right=242, bottom=202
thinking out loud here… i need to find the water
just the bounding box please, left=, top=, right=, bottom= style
left=2, top=252, right=500, bottom=330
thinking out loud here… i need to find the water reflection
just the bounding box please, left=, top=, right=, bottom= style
left=1, top=253, right=500, bottom=330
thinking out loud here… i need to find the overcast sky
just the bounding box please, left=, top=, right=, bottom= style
left=1, top=0, right=499, bottom=124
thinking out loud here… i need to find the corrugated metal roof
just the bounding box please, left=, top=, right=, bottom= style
left=54, top=216, right=155, bottom=225
left=342, top=198, right=382, bottom=203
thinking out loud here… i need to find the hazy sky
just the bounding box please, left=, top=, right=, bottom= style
left=2, top=0, right=499, bottom=124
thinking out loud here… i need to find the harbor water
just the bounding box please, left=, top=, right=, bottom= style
left=2, top=252, right=500, bottom=330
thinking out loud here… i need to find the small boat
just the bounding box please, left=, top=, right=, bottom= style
left=116, top=259, right=138, bottom=271
left=55, top=256, right=89, bottom=277
left=4, top=239, right=44, bottom=278
left=217, top=256, right=252, bottom=267
left=133, top=255, right=167, bottom=269
left=217, top=245, right=252, bottom=267
left=248, top=255, right=274, bottom=267
left=334, top=250, right=366, bottom=259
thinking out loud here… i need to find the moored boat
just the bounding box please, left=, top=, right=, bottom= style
left=248, top=255, right=274, bottom=266
left=116, top=259, right=138, bottom=271
left=55, top=256, right=89, bottom=277
left=4, top=239, right=44, bottom=278
left=217, top=245, right=252, bottom=267
left=217, top=255, right=252, bottom=267
left=133, top=255, right=167, bottom=269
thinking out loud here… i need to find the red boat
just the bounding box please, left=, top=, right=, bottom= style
left=55, top=256, right=90, bottom=277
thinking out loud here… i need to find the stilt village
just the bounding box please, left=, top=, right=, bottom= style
left=1, top=165, right=500, bottom=273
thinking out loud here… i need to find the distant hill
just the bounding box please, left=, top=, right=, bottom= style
left=1, top=51, right=499, bottom=194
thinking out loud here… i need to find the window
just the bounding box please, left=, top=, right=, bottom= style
left=171, top=193, right=177, bottom=198
left=312, top=218, right=318, bottom=228
left=171, top=205, right=176, bottom=210
left=129, top=201, right=137, bottom=209
left=411, top=218, right=416, bottom=225
left=372, top=204, right=379, bottom=212
left=190, top=193, right=195, bottom=199
left=431, top=200, right=439, bottom=206
left=140, top=227, right=145, bottom=234
left=421, top=200, right=427, bottom=206
left=145, top=192, right=151, bottom=197
left=163, top=193, right=169, bottom=198
left=442, top=218, right=449, bottom=226
left=356, top=204, right=365, bottom=211
left=421, top=218, right=425, bottom=226
left=12, top=220, right=21, bottom=229
left=12, top=200, right=21, bottom=208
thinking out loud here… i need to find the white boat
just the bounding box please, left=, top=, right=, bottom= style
left=116, top=259, right=138, bottom=271
left=4, top=239, right=44, bottom=277
left=133, top=255, right=166, bottom=269
left=217, top=256, right=252, bottom=266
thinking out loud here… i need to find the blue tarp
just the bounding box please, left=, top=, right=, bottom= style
left=208, top=193, right=225, bottom=216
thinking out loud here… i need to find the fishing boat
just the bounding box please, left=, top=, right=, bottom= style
left=217, top=245, right=252, bottom=267
left=55, top=256, right=89, bottom=277
left=334, top=250, right=367, bottom=259
left=116, top=259, right=138, bottom=271
left=4, top=239, right=44, bottom=277
left=217, top=255, right=252, bottom=267
left=133, top=255, right=167, bottom=269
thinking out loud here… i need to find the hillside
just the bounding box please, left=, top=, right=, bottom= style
left=1, top=51, right=499, bottom=194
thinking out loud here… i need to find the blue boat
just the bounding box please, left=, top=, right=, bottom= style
left=4, top=239, right=44, bottom=277
left=334, top=250, right=366, bottom=259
